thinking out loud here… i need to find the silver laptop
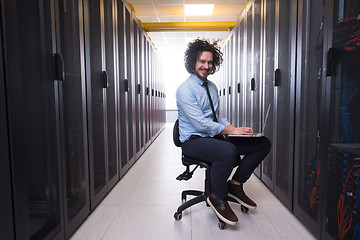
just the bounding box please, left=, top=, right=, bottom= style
left=228, top=104, right=271, bottom=138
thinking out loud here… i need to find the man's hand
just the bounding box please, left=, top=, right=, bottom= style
left=220, top=124, right=254, bottom=135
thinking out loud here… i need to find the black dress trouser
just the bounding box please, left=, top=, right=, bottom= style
left=181, top=135, right=271, bottom=198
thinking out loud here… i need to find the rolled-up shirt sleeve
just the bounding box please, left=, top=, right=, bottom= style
left=218, top=116, right=230, bottom=127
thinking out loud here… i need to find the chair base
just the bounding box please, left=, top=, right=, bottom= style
left=174, top=156, right=249, bottom=229
left=177, top=190, right=208, bottom=214
left=174, top=189, right=249, bottom=230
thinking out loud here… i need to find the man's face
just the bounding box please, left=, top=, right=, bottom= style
left=194, top=51, right=213, bottom=81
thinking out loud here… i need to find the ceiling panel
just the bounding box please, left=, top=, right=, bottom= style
left=132, top=5, right=156, bottom=16
left=213, top=3, right=246, bottom=16
left=158, top=16, right=185, bottom=22
left=127, top=0, right=247, bottom=54
left=155, top=5, right=184, bottom=15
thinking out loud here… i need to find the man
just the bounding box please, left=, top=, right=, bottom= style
left=176, top=38, right=271, bottom=226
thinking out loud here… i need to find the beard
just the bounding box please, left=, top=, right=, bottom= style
left=194, top=68, right=210, bottom=81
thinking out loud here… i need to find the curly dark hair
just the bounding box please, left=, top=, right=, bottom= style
left=184, top=38, right=223, bottom=74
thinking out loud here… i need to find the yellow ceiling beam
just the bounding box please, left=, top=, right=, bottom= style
left=142, top=21, right=236, bottom=32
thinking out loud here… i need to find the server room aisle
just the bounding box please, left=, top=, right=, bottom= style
left=70, top=124, right=315, bottom=240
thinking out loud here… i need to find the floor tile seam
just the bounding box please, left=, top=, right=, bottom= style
left=98, top=206, right=123, bottom=240
left=102, top=177, right=142, bottom=206
left=120, top=155, right=156, bottom=203
left=261, top=205, right=315, bottom=239
left=189, top=206, right=194, bottom=240
left=257, top=205, right=287, bottom=240
left=100, top=203, right=125, bottom=207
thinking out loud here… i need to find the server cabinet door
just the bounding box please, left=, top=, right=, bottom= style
left=149, top=48, right=154, bottom=139
left=226, top=42, right=232, bottom=121
left=233, top=26, right=240, bottom=127
left=322, top=1, right=360, bottom=239
left=117, top=0, right=128, bottom=175
left=56, top=0, right=90, bottom=237
left=245, top=5, right=253, bottom=128
left=126, top=7, right=135, bottom=163
left=253, top=0, right=262, bottom=177
left=261, top=0, right=276, bottom=188
left=133, top=20, right=142, bottom=156
left=104, top=0, right=119, bottom=189
left=145, top=40, right=150, bottom=145
left=229, top=36, right=236, bottom=124
left=219, top=45, right=226, bottom=118
left=3, top=0, right=65, bottom=239
left=260, top=1, right=297, bottom=206
left=293, top=0, right=324, bottom=238
left=239, top=19, right=246, bottom=128
left=144, top=38, right=150, bottom=146
left=118, top=3, right=135, bottom=176
left=272, top=0, right=297, bottom=209
left=84, top=0, right=108, bottom=209
left=140, top=32, right=146, bottom=150
left=0, top=15, right=15, bottom=239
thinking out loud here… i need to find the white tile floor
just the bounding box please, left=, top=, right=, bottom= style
left=70, top=123, right=316, bottom=240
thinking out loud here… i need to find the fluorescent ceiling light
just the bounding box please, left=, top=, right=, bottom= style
left=184, top=4, right=215, bottom=16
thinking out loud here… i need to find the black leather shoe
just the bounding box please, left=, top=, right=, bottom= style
left=228, top=181, right=257, bottom=209
left=206, top=193, right=238, bottom=225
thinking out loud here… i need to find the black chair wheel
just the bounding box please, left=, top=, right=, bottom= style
left=241, top=205, right=249, bottom=213
left=218, top=220, right=226, bottom=230
left=174, top=212, right=182, bottom=221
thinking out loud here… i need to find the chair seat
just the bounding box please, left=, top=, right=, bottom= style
left=182, top=155, right=211, bottom=169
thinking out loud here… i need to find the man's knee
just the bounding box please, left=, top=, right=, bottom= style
left=261, top=136, right=272, bottom=153
left=219, top=143, right=238, bottom=162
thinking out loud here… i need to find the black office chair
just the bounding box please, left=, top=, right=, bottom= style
left=172, top=119, right=248, bottom=229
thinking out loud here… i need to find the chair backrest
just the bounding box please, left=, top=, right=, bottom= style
left=173, top=119, right=182, bottom=147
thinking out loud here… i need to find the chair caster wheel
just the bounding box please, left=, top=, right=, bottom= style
left=218, top=219, right=226, bottom=230
left=174, top=212, right=182, bottom=221
left=241, top=205, right=249, bottom=213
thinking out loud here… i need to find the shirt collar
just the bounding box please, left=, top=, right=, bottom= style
left=191, top=73, right=208, bottom=86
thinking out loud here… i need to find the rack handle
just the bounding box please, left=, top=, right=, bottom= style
left=54, top=53, right=65, bottom=81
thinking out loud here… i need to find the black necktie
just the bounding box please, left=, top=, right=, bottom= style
left=203, top=81, right=218, bottom=122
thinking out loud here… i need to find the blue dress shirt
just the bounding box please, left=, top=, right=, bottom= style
left=176, top=74, right=230, bottom=142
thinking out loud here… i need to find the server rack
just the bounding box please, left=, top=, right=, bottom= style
left=104, top=0, right=120, bottom=194
left=1, top=0, right=165, bottom=238
left=0, top=17, right=15, bottom=239
left=239, top=15, right=246, bottom=126
left=145, top=40, right=151, bottom=146
left=271, top=0, right=297, bottom=209
left=219, top=0, right=360, bottom=239
left=57, top=1, right=91, bottom=236
left=233, top=26, right=240, bottom=128
left=293, top=0, right=325, bottom=238
left=83, top=0, right=119, bottom=210
left=253, top=0, right=263, bottom=177
left=227, top=39, right=233, bottom=122
left=2, top=0, right=91, bottom=238
left=133, top=20, right=142, bottom=156
left=321, top=1, right=360, bottom=239
left=118, top=2, right=135, bottom=177
left=245, top=4, right=253, bottom=130
left=140, top=33, right=146, bottom=150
